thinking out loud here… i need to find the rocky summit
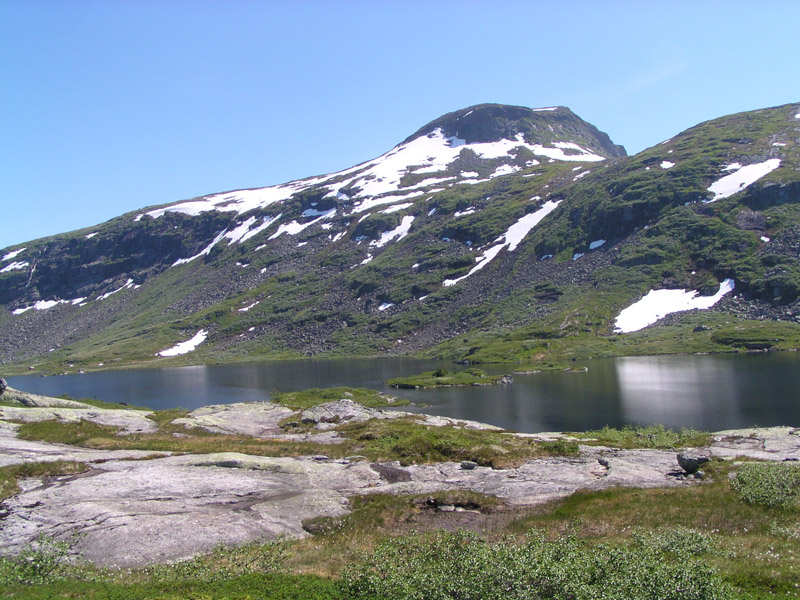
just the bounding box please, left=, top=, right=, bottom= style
left=2, top=102, right=800, bottom=371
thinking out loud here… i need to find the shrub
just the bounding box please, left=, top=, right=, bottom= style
left=340, top=529, right=730, bottom=600
left=731, top=461, right=800, bottom=507
left=0, top=535, right=73, bottom=585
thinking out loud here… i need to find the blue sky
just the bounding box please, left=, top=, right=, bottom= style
left=2, top=0, right=800, bottom=248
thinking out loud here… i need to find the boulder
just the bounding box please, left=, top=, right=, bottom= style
left=677, top=453, right=710, bottom=474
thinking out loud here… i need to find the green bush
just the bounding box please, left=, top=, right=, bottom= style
left=0, top=536, right=72, bottom=585
left=731, top=461, right=800, bottom=507
left=340, top=529, right=730, bottom=600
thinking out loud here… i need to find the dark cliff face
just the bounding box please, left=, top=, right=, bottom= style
left=0, top=210, right=236, bottom=305
left=404, top=103, right=627, bottom=157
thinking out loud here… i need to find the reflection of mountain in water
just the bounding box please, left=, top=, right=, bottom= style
left=615, top=356, right=742, bottom=430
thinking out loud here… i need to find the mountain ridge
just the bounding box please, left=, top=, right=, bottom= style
left=2, top=101, right=800, bottom=373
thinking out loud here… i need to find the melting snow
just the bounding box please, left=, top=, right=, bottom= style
left=572, top=252, right=584, bottom=261
left=761, top=236, right=770, bottom=243
left=660, top=161, right=675, bottom=169
left=371, top=215, right=415, bottom=248
left=532, top=107, right=557, bottom=111
left=461, top=171, right=479, bottom=178
left=98, top=279, right=137, bottom=300
left=2, top=248, right=26, bottom=262
left=378, top=302, right=395, bottom=311
left=573, top=171, right=590, bottom=181
left=331, top=231, right=345, bottom=243
left=490, top=164, right=521, bottom=178
left=707, top=159, right=781, bottom=202
left=453, top=207, right=476, bottom=218
left=134, top=214, right=143, bottom=222
left=239, top=214, right=282, bottom=243
left=614, top=279, right=735, bottom=333
left=85, top=232, right=98, bottom=239
left=443, top=200, right=561, bottom=287
left=268, top=209, right=335, bottom=240
left=238, top=301, right=259, bottom=313
left=12, top=296, right=85, bottom=315
left=381, top=203, right=414, bottom=214
left=589, top=239, right=606, bottom=250
left=173, top=230, right=228, bottom=266
left=1, top=261, right=29, bottom=273
left=158, top=329, right=208, bottom=357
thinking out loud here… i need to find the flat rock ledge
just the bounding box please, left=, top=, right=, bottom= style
left=0, top=395, right=797, bottom=568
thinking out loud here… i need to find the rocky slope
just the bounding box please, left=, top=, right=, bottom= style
left=1, top=102, right=800, bottom=371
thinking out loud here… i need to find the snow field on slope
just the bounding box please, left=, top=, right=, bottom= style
left=1, top=261, right=29, bottom=273
left=707, top=159, right=781, bottom=202
left=158, top=330, right=208, bottom=357
left=146, top=128, right=605, bottom=221
left=370, top=215, right=415, bottom=248
left=442, top=200, right=561, bottom=287
left=2, top=248, right=26, bottom=262
left=614, top=279, right=735, bottom=333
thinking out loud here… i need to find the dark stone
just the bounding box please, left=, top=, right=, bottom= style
left=677, top=453, right=710, bottom=474
left=0, top=377, right=6, bottom=394
left=370, top=463, right=412, bottom=483
left=497, top=375, right=514, bottom=385
left=460, top=460, right=478, bottom=470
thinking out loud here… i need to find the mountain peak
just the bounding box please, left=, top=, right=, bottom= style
left=404, top=103, right=626, bottom=158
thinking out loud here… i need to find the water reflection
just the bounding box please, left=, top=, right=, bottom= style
left=615, top=356, right=743, bottom=430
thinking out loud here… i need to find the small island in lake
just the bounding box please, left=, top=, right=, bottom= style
left=386, top=368, right=514, bottom=389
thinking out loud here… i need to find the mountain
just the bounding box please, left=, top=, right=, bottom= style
left=2, top=102, right=800, bottom=373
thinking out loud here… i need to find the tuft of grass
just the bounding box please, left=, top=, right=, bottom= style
left=272, top=387, right=407, bottom=409
left=574, top=424, right=712, bottom=449
left=0, top=461, right=88, bottom=501
left=338, top=417, right=578, bottom=468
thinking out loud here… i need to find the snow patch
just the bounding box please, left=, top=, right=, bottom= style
left=573, top=170, right=590, bottom=181
left=1, top=261, right=29, bottom=273
left=378, top=302, right=395, bottom=311
left=490, top=164, right=521, bottom=178
left=589, top=239, right=606, bottom=250
left=532, top=107, right=557, bottom=111
left=238, top=301, right=259, bottom=313
left=98, top=279, right=137, bottom=300
left=85, top=232, right=98, bottom=239
left=572, top=252, right=584, bottom=261
left=173, top=229, right=229, bottom=266
left=370, top=215, right=415, bottom=248
left=2, top=248, right=26, bottom=262
left=268, top=209, right=335, bottom=240
left=453, top=207, right=476, bottom=218
left=381, top=202, right=414, bottom=214
left=660, top=161, right=675, bottom=169
left=707, top=159, right=781, bottom=202
left=158, top=330, right=208, bottom=357
left=614, top=279, right=735, bottom=333
left=461, top=171, right=479, bottom=178
left=134, top=214, right=143, bottom=222
left=761, top=236, right=770, bottom=243
left=443, top=200, right=561, bottom=287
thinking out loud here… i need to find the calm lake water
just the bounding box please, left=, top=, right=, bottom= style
left=8, top=353, right=800, bottom=433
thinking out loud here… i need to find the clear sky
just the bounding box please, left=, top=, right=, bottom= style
left=2, top=0, right=799, bottom=248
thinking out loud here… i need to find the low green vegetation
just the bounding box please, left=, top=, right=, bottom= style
left=271, top=387, right=406, bottom=409
left=575, top=424, right=712, bottom=449
left=386, top=367, right=511, bottom=388
left=340, top=528, right=729, bottom=600
left=0, top=461, right=87, bottom=502
left=731, top=461, right=800, bottom=507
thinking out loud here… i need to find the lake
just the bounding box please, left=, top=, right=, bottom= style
left=7, top=352, right=800, bottom=433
